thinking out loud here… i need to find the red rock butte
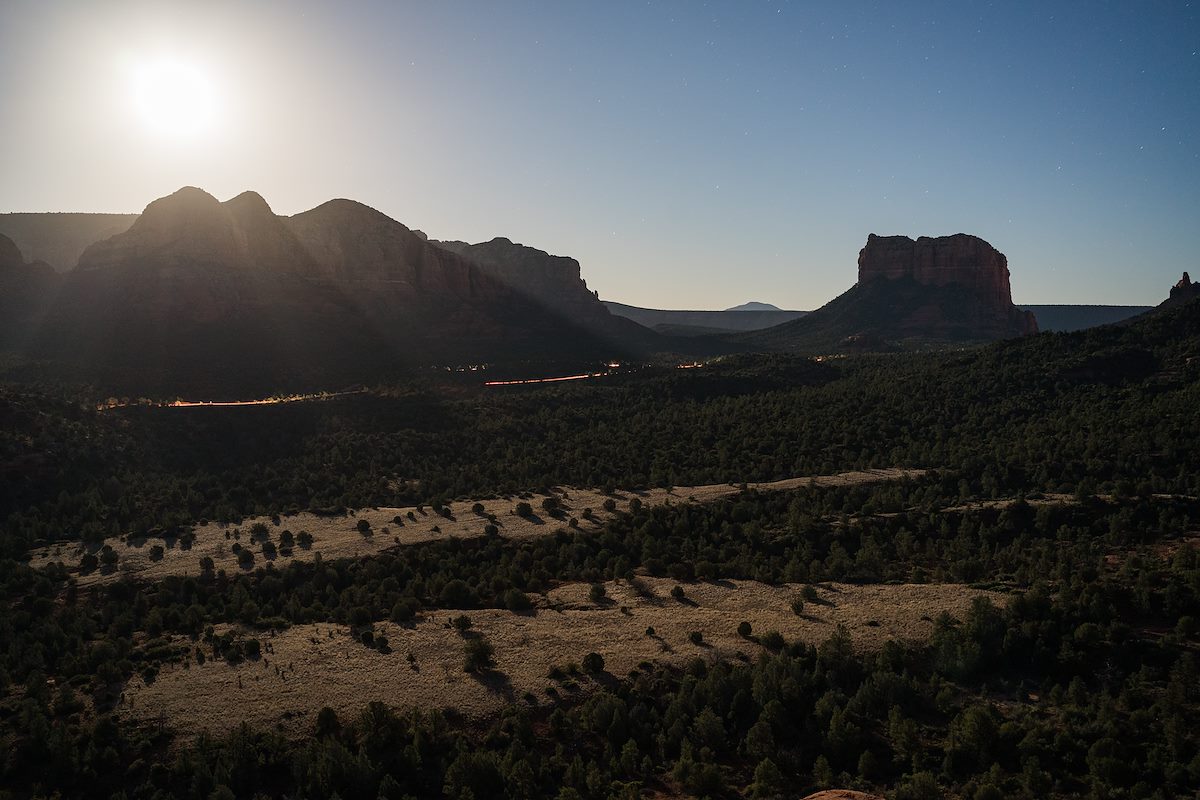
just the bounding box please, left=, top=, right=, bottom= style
left=859, top=233, right=1015, bottom=304
left=858, top=232, right=1038, bottom=336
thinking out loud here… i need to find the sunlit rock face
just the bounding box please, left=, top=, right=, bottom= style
left=857, top=233, right=1038, bottom=337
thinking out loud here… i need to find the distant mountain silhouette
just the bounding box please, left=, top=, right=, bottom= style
left=725, top=301, right=782, bottom=312
left=0, top=233, right=58, bottom=352
left=608, top=298, right=1146, bottom=336
left=1018, top=305, right=1151, bottom=332
left=604, top=301, right=807, bottom=334
left=738, top=233, right=1038, bottom=352
left=0, top=188, right=679, bottom=394
left=0, top=212, right=138, bottom=270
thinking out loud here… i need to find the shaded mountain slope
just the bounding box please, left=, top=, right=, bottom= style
left=432, top=237, right=672, bottom=350
left=0, top=212, right=139, bottom=270
left=1, top=189, right=664, bottom=395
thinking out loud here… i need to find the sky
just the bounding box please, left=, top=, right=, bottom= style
left=1, top=1, right=1197, bottom=309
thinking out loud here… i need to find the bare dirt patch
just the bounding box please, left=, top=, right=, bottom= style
left=119, top=576, right=999, bottom=739
left=31, top=468, right=925, bottom=586
left=939, top=493, right=1077, bottom=513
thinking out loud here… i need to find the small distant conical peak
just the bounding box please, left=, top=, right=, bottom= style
left=727, top=301, right=782, bottom=312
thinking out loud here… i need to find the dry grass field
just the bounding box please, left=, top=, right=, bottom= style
left=30, top=468, right=925, bottom=586
left=120, top=576, right=1003, bottom=739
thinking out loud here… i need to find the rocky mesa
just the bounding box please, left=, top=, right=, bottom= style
left=737, top=232, right=1038, bottom=352
left=859, top=233, right=1012, bottom=305
left=855, top=232, right=1039, bottom=338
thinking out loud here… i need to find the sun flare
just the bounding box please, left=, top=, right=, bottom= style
left=130, top=56, right=219, bottom=140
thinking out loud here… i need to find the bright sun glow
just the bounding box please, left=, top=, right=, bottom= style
left=131, top=57, right=219, bottom=140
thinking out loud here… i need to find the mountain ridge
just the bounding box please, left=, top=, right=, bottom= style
left=0, top=187, right=670, bottom=394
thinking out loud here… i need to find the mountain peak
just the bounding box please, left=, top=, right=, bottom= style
left=726, top=301, right=781, bottom=312
left=222, top=190, right=274, bottom=216
left=152, top=186, right=221, bottom=210
left=295, top=198, right=411, bottom=232
left=77, top=186, right=314, bottom=274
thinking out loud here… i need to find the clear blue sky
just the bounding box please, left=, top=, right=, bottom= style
left=1, top=1, right=1197, bottom=308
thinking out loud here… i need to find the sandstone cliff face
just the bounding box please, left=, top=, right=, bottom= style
left=859, top=233, right=1012, bottom=304
left=1171, top=271, right=1199, bottom=303
left=857, top=233, right=1037, bottom=336
left=431, top=237, right=669, bottom=349
left=14, top=187, right=645, bottom=393
left=285, top=200, right=496, bottom=300
left=738, top=232, right=1039, bottom=352
left=433, top=237, right=603, bottom=315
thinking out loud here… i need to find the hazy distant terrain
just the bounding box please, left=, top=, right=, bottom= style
left=0, top=212, right=138, bottom=270
left=608, top=300, right=1152, bottom=336
left=604, top=300, right=808, bottom=333
left=1018, top=304, right=1152, bottom=331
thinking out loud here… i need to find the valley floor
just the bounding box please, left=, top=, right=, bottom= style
left=120, top=577, right=1002, bottom=739
left=30, top=468, right=925, bottom=586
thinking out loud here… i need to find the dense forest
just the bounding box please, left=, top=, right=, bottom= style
left=1, top=299, right=1198, bottom=798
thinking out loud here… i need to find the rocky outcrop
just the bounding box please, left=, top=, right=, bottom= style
left=858, top=233, right=1037, bottom=336
left=860, top=233, right=1007, bottom=303
left=432, top=236, right=668, bottom=347
left=1170, top=271, right=1199, bottom=304
left=434, top=238, right=603, bottom=314
left=737, top=233, right=1038, bottom=352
